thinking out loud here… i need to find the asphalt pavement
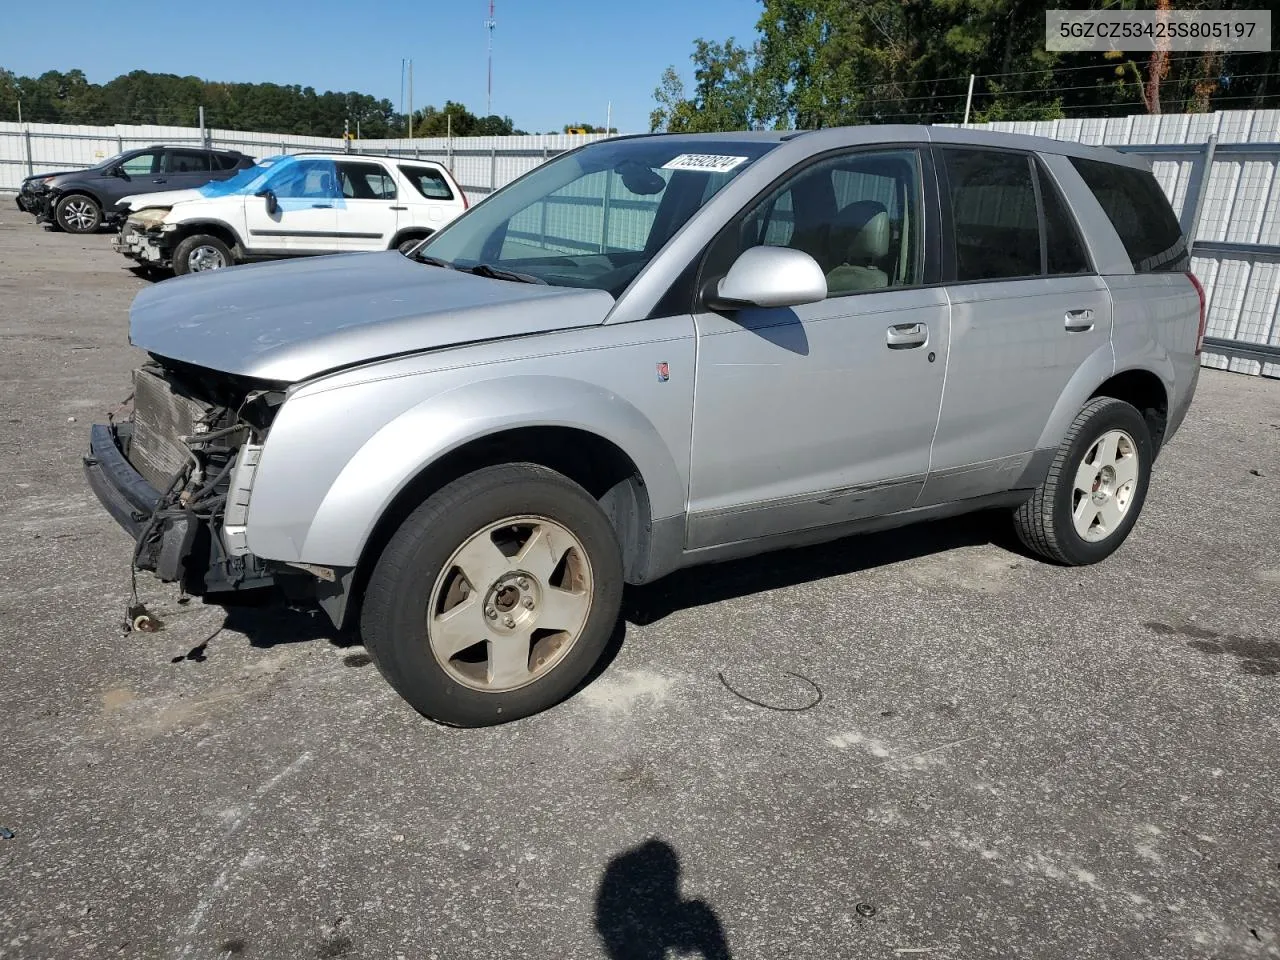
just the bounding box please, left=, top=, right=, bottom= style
left=0, top=215, right=1278, bottom=960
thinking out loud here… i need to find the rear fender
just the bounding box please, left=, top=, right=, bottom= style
left=1034, top=342, right=1117, bottom=451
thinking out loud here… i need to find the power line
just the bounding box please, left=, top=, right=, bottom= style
left=841, top=72, right=1277, bottom=110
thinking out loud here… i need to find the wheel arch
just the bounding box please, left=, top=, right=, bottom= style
left=339, top=425, right=653, bottom=628
left=52, top=186, right=104, bottom=206
left=1090, top=367, right=1171, bottom=453
left=168, top=218, right=244, bottom=256
left=389, top=226, right=435, bottom=250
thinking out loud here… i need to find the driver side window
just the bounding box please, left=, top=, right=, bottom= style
left=267, top=160, right=340, bottom=200
left=120, top=152, right=162, bottom=176
left=731, top=149, right=923, bottom=297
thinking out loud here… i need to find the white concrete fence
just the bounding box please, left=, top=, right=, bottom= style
left=2, top=110, right=1278, bottom=377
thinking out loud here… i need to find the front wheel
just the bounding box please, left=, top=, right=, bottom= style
left=55, top=194, right=102, bottom=233
left=172, top=234, right=234, bottom=276
left=1013, top=396, right=1154, bottom=565
left=361, top=463, right=624, bottom=726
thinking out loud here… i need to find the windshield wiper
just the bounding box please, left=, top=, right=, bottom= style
left=412, top=253, right=456, bottom=269
left=464, top=262, right=548, bottom=284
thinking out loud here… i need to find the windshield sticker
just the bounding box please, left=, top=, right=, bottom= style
left=661, top=154, right=749, bottom=173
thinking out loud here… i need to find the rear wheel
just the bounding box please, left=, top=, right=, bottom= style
left=55, top=194, right=102, bottom=233
left=1013, top=397, right=1153, bottom=565
left=172, top=234, right=233, bottom=276
left=361, top=463, right=624, bottom=726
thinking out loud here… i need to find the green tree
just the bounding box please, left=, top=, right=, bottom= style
left=654, top=0, right=1279, bottom=132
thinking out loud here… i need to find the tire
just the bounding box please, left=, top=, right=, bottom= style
left=55, top=194, right=102, bottom=234
left=172, top=234, right=234, bottom=276
left=1013, top=396, right=1154, bottom=566
left=397, top=235, right=428, bottom=255
left=361, top=463, right=624, bottom=726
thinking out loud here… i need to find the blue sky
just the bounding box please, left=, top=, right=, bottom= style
left=2, top=0, right=762, bottom=134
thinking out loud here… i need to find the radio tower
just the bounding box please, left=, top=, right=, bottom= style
left=485, top=0, right=496, bottom=116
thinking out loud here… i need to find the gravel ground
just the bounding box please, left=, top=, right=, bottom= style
left=0, top=215, right=1278, bottom=960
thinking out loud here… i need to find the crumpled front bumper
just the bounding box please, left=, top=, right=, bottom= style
left=83, top=423, right=160, bottom=539
left=113, top=224, right=168, bottom=264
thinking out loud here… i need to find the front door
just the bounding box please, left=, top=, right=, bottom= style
left=242, top=158, right=339, bottom=253
left=686, top=147, right=949, bottom=550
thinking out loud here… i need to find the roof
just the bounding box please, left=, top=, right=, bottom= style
left=620, top=125, right=1147, bottom=169
left=289, top=152, right=448, bottom=165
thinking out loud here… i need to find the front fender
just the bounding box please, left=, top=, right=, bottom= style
left=245, top=373, right=687, bottom=566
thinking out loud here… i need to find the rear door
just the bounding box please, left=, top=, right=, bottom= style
left=334, top=160, right=400, bottom=250
left=921, top=146, right=1112, bottom=505
left=161, top=148, right=217, bottom=191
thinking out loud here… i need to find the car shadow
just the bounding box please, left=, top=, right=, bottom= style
left=595, top=838, right=732, bottom=960
left=623, top=509, right=1020, bottom=626
left=187, top=510, right=1021, bottom=659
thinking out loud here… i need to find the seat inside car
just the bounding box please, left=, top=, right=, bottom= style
left=824, top=200, right=891, bottom=293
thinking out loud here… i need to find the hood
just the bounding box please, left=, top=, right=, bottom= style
left=23, top=169, right=80, bottom=188
left=119, top=189, right=206, bottom=212
left=130, top=252, right=616, bottom=383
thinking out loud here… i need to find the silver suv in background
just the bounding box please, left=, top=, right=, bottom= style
left=85, top=127, right=1203, bottom=726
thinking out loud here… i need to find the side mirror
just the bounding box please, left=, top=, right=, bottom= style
left=706, top=246, right=827, bottom=311
left=110, top=166, right=126, bottom=178
left=256, top=189, right=278, bottom=215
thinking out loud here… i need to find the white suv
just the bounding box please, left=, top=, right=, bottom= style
left=113, top=153, right=468, bottom=275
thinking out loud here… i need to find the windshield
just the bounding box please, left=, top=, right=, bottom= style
left=196, top=155, right=287, bottom=198
left=418, top=138, right=777, bottom=296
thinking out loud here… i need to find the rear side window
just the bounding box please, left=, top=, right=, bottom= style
left=1069, top=157, right=1188, bottom=272
left=1036, top=165, right=1091, bottom=275
left=338, top=162, right=397, bottom=199
left=400, top=166, right=454, bottom=200
left=213, top=153, right=243, bottom=171
left=943, top=149, right=1041, bottom=281
left=166, top=150, right=211, bottom=173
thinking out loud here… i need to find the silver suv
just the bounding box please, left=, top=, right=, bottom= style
left=86, top=127, right=1203, bottom=726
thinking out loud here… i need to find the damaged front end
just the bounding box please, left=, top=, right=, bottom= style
left=85, top=360, right=285, bottom=597
left=112, top=208, right=174, bottom=266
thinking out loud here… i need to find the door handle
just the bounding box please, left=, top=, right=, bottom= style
left=389, top=206, right=407, bottom=211
left=886, top=322, right=928, bottom=349
left=1064, top=308, right=1095, bottom=332
left=311, top=203, right=333, bottom=208
left=151, top=178, right=167, bottom=183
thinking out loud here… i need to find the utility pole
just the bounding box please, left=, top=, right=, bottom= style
left=17, top=99, right=21, bottom=125
left=407, top=59, right=414, bottom=140
left=485, top=0, right=497, bottom=116
left=606, top=101, right=611, bottom=135
left=962, top=74, right=975, bottom=125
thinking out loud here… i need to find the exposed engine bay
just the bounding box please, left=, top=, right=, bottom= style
left=113, top=359, right=285, bottom=595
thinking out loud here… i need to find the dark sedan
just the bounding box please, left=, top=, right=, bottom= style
left=17, top=145, right=254, bottom=233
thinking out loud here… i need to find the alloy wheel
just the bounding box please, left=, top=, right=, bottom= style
left=428, top=515, right=594, bottom=692
left=1072, top=428, right=1140, bottom=542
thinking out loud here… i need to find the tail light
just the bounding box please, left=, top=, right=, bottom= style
left=1187, top=270, right=1207, bottom=355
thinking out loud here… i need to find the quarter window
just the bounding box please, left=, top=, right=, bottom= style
left=1069, top=157, right=1188, bottom=273
left=400, top=166, right=454, bottom=200
left=943, top=149, right=1041, bottom=281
